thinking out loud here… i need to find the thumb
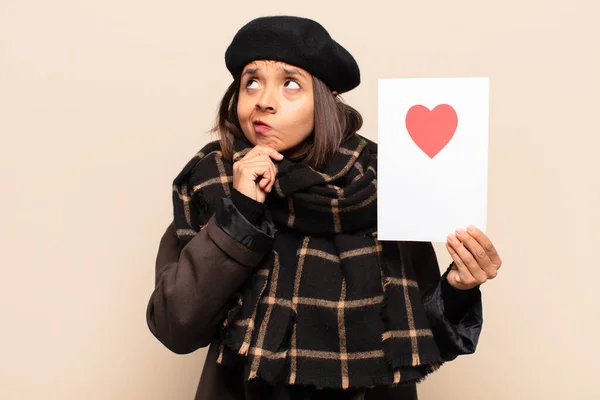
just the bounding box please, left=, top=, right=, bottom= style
left=447, top=268, right=462, bottom=287
left=454, top=272, right=461, bottom=283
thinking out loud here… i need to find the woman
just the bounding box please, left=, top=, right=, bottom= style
left=146, top=15, right=502, bottom=400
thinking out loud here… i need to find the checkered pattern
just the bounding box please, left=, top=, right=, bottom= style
left=172, top=134, right=444, bottom=389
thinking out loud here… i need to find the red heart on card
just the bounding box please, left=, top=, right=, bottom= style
left=405, top=104, right=458, bottom=158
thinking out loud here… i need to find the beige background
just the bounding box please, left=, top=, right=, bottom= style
left=2, top=0, right=599, bottom=399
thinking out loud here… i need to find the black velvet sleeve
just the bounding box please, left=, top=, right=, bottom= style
left=398, top=242, right=484, bottom=362
left=440, top=262, right=482, bottom=324
left=214, top=195, right=276, bottom=254
left=230, top=188, right=267, bottom=226
left=422, top=263, right=483, bottom=361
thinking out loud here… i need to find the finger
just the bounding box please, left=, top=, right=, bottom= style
left=264, top=162, right=276, bottom=191
left=237, top=153, right=279, bottom=194
left=240, top=152, right=272, bottom=164
left=240, top=153, right=280, bottom=174
left=239, top=161, right=272, bottom=182
left=445, top=240, right=477, bottom=286
left=258, top=175, right=270, bottom=189
left=244, top=145, right=268, bottom=158
left=466, top=225, right=502, bottom=268
left=455, top=228, right=497, bottom=279
left=245, top=145, right=284, bottom=161
left=267, top=161, right=278, bottom=192
left=243, top=157, right=274, bottom=178
left=246, top=157, right=277, bottom=192
left=447, top=233, right=488, bottom=284
left=268, top=149, right=284, bottom=161
left=238, top=155, right=273, bottom=175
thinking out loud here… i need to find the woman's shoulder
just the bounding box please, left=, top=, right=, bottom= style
left=354, top=133, right=378, bottom=156
left=172, top=139, right=223, bottom=187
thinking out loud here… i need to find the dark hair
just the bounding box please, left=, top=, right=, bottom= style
left=209, top=74, right=363, bottom=171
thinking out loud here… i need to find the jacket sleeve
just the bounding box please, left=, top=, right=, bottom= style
left=405, top=241, right=483, bottom=362
left=146, top=196, right=276, bottom=354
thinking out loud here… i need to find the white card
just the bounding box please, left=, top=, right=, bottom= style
left=377, top=77, right=489, bottom=242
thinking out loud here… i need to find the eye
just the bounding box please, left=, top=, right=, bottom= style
left=245, top=79, right=259, bottom=89
left=284, top=79, right=300, bottom=89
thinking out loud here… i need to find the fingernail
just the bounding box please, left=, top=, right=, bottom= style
left=467, top=225, right=476, bottom=233
left=447, top=234, right=456, bottom=243
left=456, top=228, right=466, bottom=235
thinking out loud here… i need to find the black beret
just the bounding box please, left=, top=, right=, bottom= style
left=225, top=16, right=360, bottom=94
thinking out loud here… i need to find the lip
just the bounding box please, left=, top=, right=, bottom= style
left=253, top=120, right=272, bottom=135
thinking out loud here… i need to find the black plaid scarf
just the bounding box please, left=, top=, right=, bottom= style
left=172, top=134, right=445, bottom=390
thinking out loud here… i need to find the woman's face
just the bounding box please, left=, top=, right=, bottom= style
left=237, top=60, right=315, bottom=157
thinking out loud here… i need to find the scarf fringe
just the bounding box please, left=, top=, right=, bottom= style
left=378, top=239, right=445, bottom=382
left=377, top=239, right=399, bottom=371
left=220, top=261, right=272, bottom=358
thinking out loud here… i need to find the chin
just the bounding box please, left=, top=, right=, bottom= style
left=252, top=135, right=281, bottom=149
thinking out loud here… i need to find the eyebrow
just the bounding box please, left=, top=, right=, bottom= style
left=242, top=66, right=307, bottom=79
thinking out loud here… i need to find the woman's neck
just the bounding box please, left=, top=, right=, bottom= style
left=283, top=139, right=312, bottom=161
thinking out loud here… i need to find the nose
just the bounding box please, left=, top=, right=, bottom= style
left=255, top=86, right=277, bottom=113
